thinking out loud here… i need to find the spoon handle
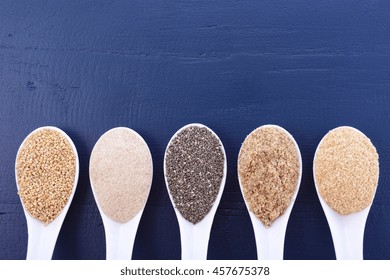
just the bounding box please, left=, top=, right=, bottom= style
left=255, top=230, right=284, bottom=260
left=180, top=224, right=210, bottom=260
left=103, top=213, right=142, bottom=260
left=26, top=219, right=61, bottom=260
left=251, top=217, right=286, bottom=260
left=332, top=227, right=364, bottom=260
left=247, top=210, right=293, bottom=260
left=328, top=211, right=368, bottom=260
left=105, top=226, right=135, bottom=260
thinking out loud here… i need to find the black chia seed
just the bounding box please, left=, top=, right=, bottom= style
left=165, top=125, right=225, bottom=224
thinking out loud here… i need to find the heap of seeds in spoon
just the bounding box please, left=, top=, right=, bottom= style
left=16, top=128, right=76, bottom=224
left=89, top=127, right=153, bottom=223
left=165, top=125, right=225, bottom=224
left=238, top=126, right=300, bottom=227
left=314, top=126, right=379, bottom=215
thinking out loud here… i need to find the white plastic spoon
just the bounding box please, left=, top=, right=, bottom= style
left=164, top=123, right=227, bottom=260
left=238, top=125, right=302, bottom=260
left=89, top=127, right=153, bottom=260
left=313, top=194, right=370, bottom=260
left=15, top=126, right=79, bottom=260
left=313, top=126, right=379, bottom=260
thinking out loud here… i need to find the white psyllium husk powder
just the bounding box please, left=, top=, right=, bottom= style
left=16, top=128, right=76, bottom=224
left=314, top=126, right=379, bottom=215
left=89, top=128, right=153, bottom=223
left=238, top=126, right=300, bottom=227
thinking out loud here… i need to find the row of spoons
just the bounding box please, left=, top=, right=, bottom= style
left=14, top=124, right=379, bottom=260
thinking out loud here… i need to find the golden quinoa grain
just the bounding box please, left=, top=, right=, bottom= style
left=314, top=127, right=379, bottom=215
left=238, top=126, right=301, bottom=227
left=16, top=128, right=76, bottom=224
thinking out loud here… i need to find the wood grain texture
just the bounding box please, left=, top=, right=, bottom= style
left=1, top=0, right=390, bottom=259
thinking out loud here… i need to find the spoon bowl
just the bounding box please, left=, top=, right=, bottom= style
left=164, top=123, right=227, bottom=260
left=89, top=127, right=153, bottom=260
left=313, top=126, right=379, bottom=260
left=237, top=124, right=302, bottom=260
left=15, top=126, right=79, bottom=260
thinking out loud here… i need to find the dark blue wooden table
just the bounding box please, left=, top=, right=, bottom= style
left=1, top=0, right=390, bottom=260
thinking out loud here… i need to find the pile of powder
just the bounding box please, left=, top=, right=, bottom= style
left=238, top=126, right=300, bottom=227
left=314, top=126, right=379, bottom=215
left=16, top=128, right=76, bottom=224
left=165, top=125, right=225, bottom=224
left=89, top=128, right=153, bottom=223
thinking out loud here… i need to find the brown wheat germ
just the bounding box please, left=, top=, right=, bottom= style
left=314, top=127, right=379, bottom=215
left=238, top=126, right=300, bottom=227
left=16, top=128, right=76, bottom=224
